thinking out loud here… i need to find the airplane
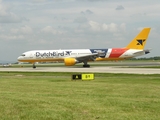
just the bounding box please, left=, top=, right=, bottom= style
left=17, top=28, right=151, bottom=68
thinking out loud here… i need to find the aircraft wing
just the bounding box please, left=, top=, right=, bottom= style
left=75, top=53, right=100, bottom=62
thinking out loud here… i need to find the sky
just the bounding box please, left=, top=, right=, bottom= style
left=0, top=0, right=160, bottom=62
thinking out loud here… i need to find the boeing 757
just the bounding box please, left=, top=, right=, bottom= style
left=18, top=28, right=151, bottom=68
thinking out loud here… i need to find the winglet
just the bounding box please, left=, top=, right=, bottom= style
left=125, top=28, right=151, bottom=49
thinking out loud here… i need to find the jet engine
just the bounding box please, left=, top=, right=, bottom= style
left=64, top=58, right=77, bottom=66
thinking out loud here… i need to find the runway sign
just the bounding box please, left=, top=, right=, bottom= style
left=72, top=74, right=94, bottom=80
left=72, top=74, right=81, bottom=80
left=82, top=74, right=94, bottom=80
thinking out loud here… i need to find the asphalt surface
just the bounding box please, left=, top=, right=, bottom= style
left=0, top=66, right=160, bottom=74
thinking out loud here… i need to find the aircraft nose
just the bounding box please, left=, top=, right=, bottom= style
left=17, top=56, right=23, bottom=61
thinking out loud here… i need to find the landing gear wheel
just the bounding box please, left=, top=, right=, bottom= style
left=83, top=64, right=90, bottom=68
left=33, top=64, right=36, bottom=69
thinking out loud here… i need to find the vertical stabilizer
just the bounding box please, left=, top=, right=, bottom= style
left=125, top=28, right=151, bottom=49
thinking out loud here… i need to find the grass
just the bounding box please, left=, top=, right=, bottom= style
left=0, top=72, right=160, bottom=120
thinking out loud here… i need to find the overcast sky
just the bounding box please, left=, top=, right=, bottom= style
left=0, top=0, right=160, bottom=62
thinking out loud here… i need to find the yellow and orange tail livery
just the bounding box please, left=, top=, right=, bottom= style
left=126, top=28, right=151, bottom=50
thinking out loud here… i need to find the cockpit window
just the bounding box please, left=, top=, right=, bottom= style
left=21, top=54, right=25, bottom=56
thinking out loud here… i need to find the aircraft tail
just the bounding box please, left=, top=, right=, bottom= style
left=125, top=28, right=151, bottom=49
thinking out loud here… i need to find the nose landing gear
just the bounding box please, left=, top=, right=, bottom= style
left=33, top=63, right=36, bottom=69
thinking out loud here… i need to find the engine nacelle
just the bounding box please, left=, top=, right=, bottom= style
left=64, top=58, right=77, bottom=66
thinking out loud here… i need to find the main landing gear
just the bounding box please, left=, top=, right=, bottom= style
left=83, top=61, right=90, bottom=67
left=83, top=64, right=90, bottom=67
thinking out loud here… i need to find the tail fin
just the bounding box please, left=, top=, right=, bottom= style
left=125, top=28, right=151, bottom=49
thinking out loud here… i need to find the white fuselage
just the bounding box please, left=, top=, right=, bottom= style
left=17, top=48, right=147, bottom=63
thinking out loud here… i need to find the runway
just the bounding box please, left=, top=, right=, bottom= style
left=0, top=66, right=160, bottom=74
